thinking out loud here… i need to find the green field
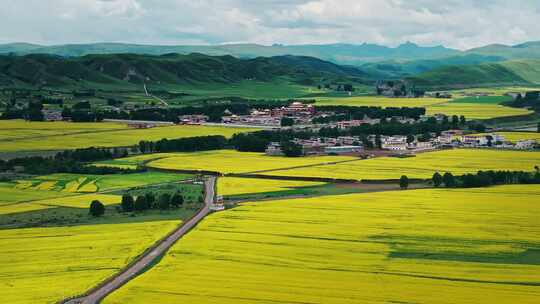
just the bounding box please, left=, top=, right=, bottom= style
left=0, top=120, right=257, bottom=152
left=0, top=220, right=180, bottom=304
left=267, top=149, right=540, bottom=181
left=0, top=171, right=192, bottom=215
left=449, top=95, right=513, bottom=104
left=103, top=185, right=540, bottom=304
left=147, top=150, right=358, bottom=174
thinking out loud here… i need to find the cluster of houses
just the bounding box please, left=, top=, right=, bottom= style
left=266, top=136, right=364, bottom=156
left=222, top=102, right=316, bottom=126
left=265, top=130, right=538, bottom=157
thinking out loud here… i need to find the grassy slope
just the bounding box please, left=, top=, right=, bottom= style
left=103, top=185, right=540, bottom=304
left=0, top=53, right=366, bottom=91
left=407, top=59, right=540, bottom=88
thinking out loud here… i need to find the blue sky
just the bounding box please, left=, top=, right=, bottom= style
left=1, top=0, right=539, bottom=49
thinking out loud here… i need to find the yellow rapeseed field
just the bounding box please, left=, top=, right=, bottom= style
left=0, top=220, right=180, bottom=304
left=218, top=177, right=325, bottom=196
left=474, top=132, right=540, bottom=142
left=103, top=185, right=540, bottom=304
left=147, top=150, right=357, bottom=174
left=0, top=119, right=127, bottom=141
left=0, top=121, right=257, bottom=152
left=314, top=96, right=532, bottom=119
left=315, top=96, right=446, bottom=108
left=268, top=149, right=540, bottom=180
left=0, top=193, right=122, bottom=215
left=425, top=102, right=531, bottom=119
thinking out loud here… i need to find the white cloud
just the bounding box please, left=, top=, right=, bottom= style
left=0, top=0, right=539, bottom=49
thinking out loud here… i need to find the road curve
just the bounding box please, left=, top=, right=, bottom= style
left=62, top=176, right=216, bottom=304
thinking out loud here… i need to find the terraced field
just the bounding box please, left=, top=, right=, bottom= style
left=0, top=193, right=122, bottom=215
left=218, top=177, right=325, bottom=197
left=103, top=185, right=540, bottom=304
left=0, top=120, right=257, bottom=152
left=0, top=172, right=191, bottom=215
left=0, top=220, right=180, bottom=304
left=315, top=96, right=532, bottom=119
left=267, top=149, right=540, bottom=181
left=147, top=150, right=357, bottom=174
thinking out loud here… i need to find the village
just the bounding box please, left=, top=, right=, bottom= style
left=31, top=95, right=539, bottom=158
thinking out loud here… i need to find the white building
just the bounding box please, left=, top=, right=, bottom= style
left=515, top=140, right=537, bottom=150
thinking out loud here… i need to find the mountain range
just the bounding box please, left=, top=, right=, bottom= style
left=0, top=53, right=366, bottom=88
left=2, top=41, right=540, bottom=89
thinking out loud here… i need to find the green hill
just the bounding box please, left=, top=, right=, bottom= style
left=0, top=53, right=368, bottom=89
left=467, top=42, right=540, bottom=60
left=406, top=59, right=540, bottom=89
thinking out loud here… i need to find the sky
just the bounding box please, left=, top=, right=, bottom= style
left=1, top=0, right=540, bottom=50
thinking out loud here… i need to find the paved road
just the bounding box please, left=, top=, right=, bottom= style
left=62, top=176, right=216, bottom=304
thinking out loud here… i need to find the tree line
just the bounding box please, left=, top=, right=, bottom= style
left=0, top=147, right=137, bottom=175
left=138, top=135, right=227, bottom=153
left=431, top=169, right=540, bottom=188
left=313, top=106, right=427, bottom=124
left=89, top=192, right=192, bottom=217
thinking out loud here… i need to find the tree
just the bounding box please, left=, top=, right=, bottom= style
left=134, top=195, right=149, bottom=211
left=158, top=193, right=172, bottom=210
left=280, top=140, right=303, bottom=157
left=451, top=115, right=459, bottom=127
left=281, top=117, right=294, bottom=127
left=145, top=192, right=156, bottom=208
left=171, top=192, right=184, bottom=208
left=432, top=172, right=443, bottom=187
left=399, top=175, right=409, bottom=190
left=89, top=200, right=105, bottom=217
left=459, top=115, right=466, bottom=125
left=442, top=172, right=455, bottom=187
left=121, top=194, right=134, bottom=212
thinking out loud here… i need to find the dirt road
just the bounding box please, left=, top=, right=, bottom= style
left=62, top=176, right=216, bottom=304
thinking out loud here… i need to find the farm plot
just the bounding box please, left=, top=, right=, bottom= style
left=0, top=220, right=180, bottom=304
left=147, top=150, right=357, bottom=174
left=103, top=185, right=540, bottom=304
left=93, top=153, right=177, bottom=169
left=15, top=172, right=191, bottom=194
left=0, top=123, right=257, bottom=152
left=0, top=182, right=67, bottom=205
left=0, top=172, right=191, bottom=215
left=267, top=149, right=540, bottom=181
left=218, top=177, right=325, bottom=197
left=314, top=96, right=532, bottom=119
left=473, top=132, right=540, bottom=143
left=0, top=120, right=127, bottom=141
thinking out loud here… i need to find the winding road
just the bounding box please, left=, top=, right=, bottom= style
left=62, top=176, right=216, bottom=304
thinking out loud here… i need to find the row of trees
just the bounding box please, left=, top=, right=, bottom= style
left=138, top=135, right=227, bottom=153
left=432, top=169, right=540, bottom=188
left=0, top=147, right=137, bottom=175
left=120, top=192, right=187, bottom=212
left=90, top=191, right=192, bottom=217
left=313, top=106, right=427, bottom=123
